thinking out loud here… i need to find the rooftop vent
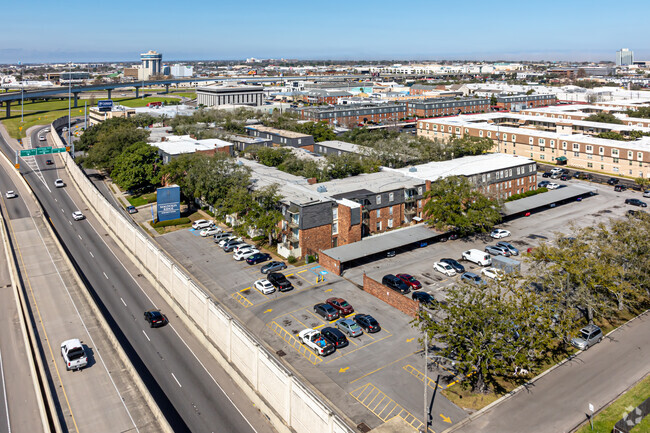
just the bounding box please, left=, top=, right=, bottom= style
left=316, top=185, right=327, bottom=193
left=409, top=166, right=417, bottom=172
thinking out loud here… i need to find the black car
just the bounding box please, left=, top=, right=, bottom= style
left=144, top=310, right=168, bottom=328
left=45, top=159, right=54, bottom=165
left=267, top=272, right=293, bottom=291
left=625, top=198, right=647, bottom=207
left=627, top=209, right=646, bottom=217
left=614, top=184, right=627, bottom=192
left=542, top=172, right=552, bottom=178
left=353, top=314, right=381, bottom=333
left=223, top=240, right=246, bottom=252
left=246, top=253, right=272, bottom=265
left=572, top=171, right=581, bottom=178
left=381, top=274, right=410, bottom=294
left=412, top=292, right=439, bottom=309
left=607, top=177, right=619, bottom=185
left=314, top=303, right=339, bottom=321
left=440, top=258, right=465, bottom=273
left=538, top=180, right=550, bottom=188
left=321, top=327, right=348, bottom=348
left=261, top=261, right=287, bottom=274
left=560, top=174, right=570, bottom=181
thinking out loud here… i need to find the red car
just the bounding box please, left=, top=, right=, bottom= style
left=326, top=297, right=354, bottom=316
left=396, top=273, right=422, bottom=290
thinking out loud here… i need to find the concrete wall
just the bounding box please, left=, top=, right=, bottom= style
left=50, top=117, right=354, bottom=433
left=362, top=274, right=420, bottom=317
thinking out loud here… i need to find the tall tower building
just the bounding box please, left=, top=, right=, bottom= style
left=616, top=48, right=634, bottom=66
left=139, top=50, right=162, bottom=80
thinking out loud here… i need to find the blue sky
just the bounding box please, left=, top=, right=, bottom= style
left=2, top=0, right=648, bottom=64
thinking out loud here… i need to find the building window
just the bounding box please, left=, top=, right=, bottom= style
left=376, top=209, right=381, bottom=218
left=612, top=148, right=619, bottom=156
left=389, top=206, right=393, bottom=215
left=586, top=145, right=593, bottom=153
left=587, top=162, right=593, bottom=168
left=389, top=192, right=394, bottom=202
left=376, top=194, right=381, bottom=204
left=376, top=222, right=382, bottom=231
left=388, top=219, right=393, bottom=228
left=418, top=187, right=423, bottom=195
left=418, top=200, right=422, bottom=208
left=613, top=157, right=619, bottom=163
left=332, top=222, right=338, bottom=235
left=573, top=143, right=579, bottom=150
left=332, top=207, right=338, bottom=220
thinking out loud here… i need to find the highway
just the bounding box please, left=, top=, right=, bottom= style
left=2, top=125, right=276, bottom=432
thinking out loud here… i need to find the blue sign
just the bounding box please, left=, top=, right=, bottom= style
left=97, top=100, right=113, bottom=112
left=156, top=185, right=181, bottom=222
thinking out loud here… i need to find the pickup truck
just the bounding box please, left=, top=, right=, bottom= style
left=298, top=329, right=335, bottom=356
left=61, top=338, right=88, bottom=371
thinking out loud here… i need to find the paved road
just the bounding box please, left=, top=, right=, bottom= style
left=12, top=125, right=276, bottom=432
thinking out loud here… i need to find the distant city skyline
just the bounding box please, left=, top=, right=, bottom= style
left=2, top=0, right=648, bottom=64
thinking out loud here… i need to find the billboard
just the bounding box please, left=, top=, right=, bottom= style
left=97, top=99, right=114, bottom=112
left=156, top=185, right=181, bottom=222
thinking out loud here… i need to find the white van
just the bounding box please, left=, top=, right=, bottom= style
left=462, top=249, right=492, bottom=266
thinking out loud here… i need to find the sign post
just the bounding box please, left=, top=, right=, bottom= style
left=97, top=99, right=114, bottom=112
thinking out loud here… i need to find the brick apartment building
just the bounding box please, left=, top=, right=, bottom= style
left=301, top=89, right=353, bottom=105
left=245, top=125, right=316, bottom=149
left=406, top=98, right=490, bottom=117
left=521, top=105, right=650, bottom=128
left=495, top=93, right=557, bottom=111
left=297, top=103, right=407, bottom=127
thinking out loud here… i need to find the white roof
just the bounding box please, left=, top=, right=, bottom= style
left=155, top=137, right=232, bottom=156
left=316, top=140, right=373, bottom=155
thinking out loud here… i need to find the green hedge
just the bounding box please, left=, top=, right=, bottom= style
left=149, top=217, right=191, bottom=228
left=506, top=187, right=547, bottom=202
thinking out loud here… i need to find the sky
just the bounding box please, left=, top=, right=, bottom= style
left=2, top=0, right=649, bottom=64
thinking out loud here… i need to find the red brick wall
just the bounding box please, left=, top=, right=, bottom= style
left=367, top=204, right=404, bottom=234
left=362, top=274, right=420, bottom=317
left=336, top=204, right=362, bottom=246
left=299, top=224, right=332, bottom=257
left=319, top=252, right=341, bottom=276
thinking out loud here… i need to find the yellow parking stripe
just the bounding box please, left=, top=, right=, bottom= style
left=267, top=321, right=322, bottom=365
left=403, top=364, right=443, bottom=390
left=231, top=291, right=252, bottom=308
left=350, top=383, right=424, bottom=431
left=324, top=331, right=393, bottom=364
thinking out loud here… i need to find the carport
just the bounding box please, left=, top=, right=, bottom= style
left=319, top=224, right=443, bottom=275
left=502, top=184, right=598, bottom=219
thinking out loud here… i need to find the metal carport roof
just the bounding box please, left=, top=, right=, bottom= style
left=502, top=184, right=598, bottom=216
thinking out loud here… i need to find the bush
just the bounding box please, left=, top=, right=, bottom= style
left=149, top=217, right=191, bottom=228
left=252, top=235, right=265, bottom=242
left=287, top=256, right=297, bottom=264
left=506, top=187, right=547, bottom=202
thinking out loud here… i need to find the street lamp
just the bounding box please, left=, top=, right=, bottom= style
left=422, top=331, right=456, bottom=433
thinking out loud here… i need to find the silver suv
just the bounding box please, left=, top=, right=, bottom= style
left=571, top=324, right=603, bottom=350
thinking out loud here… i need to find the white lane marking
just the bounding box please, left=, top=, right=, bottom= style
left=120, top=298, right=126, bottom=307
left=61, top=208, right=65, bottom=213
left=89, top=251, right=94, bottom=258
left=0, top=350, right=11, bottom=433
left=54, top=198, right=57, bottom=202
left=68, top=220, right=72, bottom=226
left=77, top=234, right=82, bottom=240
left=142, top=330, right=150, bottom=342
left=171, top=373, right=182, bottom=388
left=103, top=272, right=108, bottom=279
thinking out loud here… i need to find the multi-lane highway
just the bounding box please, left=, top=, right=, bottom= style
left=0, top=124, right=276, bottom=432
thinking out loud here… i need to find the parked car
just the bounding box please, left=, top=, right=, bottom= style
left=496, top=241, right=519, bottom=256
left=440, top=258, right=465, bottom=273
left=223, top=240, right=246, bottom=252
left=218, top=236, right=239, bottom=247
left=191, top=219, right=213, bottom=230
left=625, top=198, right=647, bottom=207
left=233, top=248, right=260, bottom=261
left=298, top=329, right=335, bottom=356
left=326, top=298, right=354, bottom=315
left=614, top=184, right=627, bottom=192
left=485, top=245, right=511, bottom=256
left=336, top=318, right=363, bottom=337
left=5, top=191, right=17, bottom=199
left=60, top=339, right=88, bottom=371
left=396, top=273, right=422, bottom=290
left=261, top=261, right=287, bottom=274
left=254, top=279, right=275, bottom=295
left=570, top=324, right=603, bottom=350
left=412, top=291, right=439, bottom=309
left=54, top=178, right=65, bottom=188
left=490, top=228, right=511, bottom=239
left=267, top=272, right=293, bottom=292
left=461, top=249, right=492, bottom=266
left=627, top=209, right=646, bottom=217
left=232, top=244, right=252, bottom=253
left=313, top=303, right=339, bottom=321
left=560, top=174, right=570, bottom=181
left=546, top=183, right=560, bottom=190
left=126, top=205, right=137, bottom=214
left=144, top=310, right=168, bottom=328
left=538, top=180, right=550, bottom=188
left=200, top=226, right=221, bottom=237
left=433, top=261, right=456, bottom=276
left=550, top=173, right=561, bottom=179
left=542, top=172, right=552, bottom=178
left=460, top=272, right=486, bottom=286
left=607, top=177, right=619, bottom=185
left=381, top=274, right=410, bottom=294
left=481, top=267, right=505, bottom=280
left=353, top=314, right=381, bottom=333
left=320, top=327, right=349, bottom=348
left=213, top=232, right=233, bottom=243
left=643, top=190, right=650, bottom=198
left=246, top=253, right=272, bottom=265
left=572, top=171, right=582, bottom=179
left=71, top=211, right=85, bottom=221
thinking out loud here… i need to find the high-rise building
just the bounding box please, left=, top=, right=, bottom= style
left=139, top=50, right=162, bottom=80
left=616, top=48, right=634, bottom=66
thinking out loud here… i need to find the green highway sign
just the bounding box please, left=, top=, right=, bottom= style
left=19, top=147, right=67, bottom=157
left=52, top=148, right=67, bottom=153
left=37, top=147, right=52, bottom=155
left=19, top=149, right=37, bottom=157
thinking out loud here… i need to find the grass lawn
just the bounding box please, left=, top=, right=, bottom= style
left=126, top=192, right=157, bottom=207
left=171, top=91, right=196, bottom=98
left=575, top=373, right=650, bottom=433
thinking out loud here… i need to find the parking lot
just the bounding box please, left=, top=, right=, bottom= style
left=153, top=178, right=637, bottom=432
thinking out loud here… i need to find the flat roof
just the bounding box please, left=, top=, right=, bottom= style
left=155, top=137, right=232, bottom=155
left=316, top=140, right=373, bottom=155
left=245, top=125, right=312, bottom=139
left=321, top=224, right=441, bottom=262
left=196, top=84, right=263, bottom=92
left=305, top=170, right=423, bottom=195
left=502, top=184, right=598, bottom=216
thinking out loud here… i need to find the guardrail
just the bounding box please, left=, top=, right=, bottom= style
left=51, top=116, right=355, bottom=433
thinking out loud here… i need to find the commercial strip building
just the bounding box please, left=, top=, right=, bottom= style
left=520, top=104, right=650, bottom=128
left=196, top=84, right=264, bottom=107
left=88, top=105, right=136, bottom=126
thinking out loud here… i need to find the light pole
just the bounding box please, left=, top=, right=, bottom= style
left=422, top=332, right=455, bottom=433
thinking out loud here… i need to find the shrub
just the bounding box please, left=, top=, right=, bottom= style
left=287, top=256, right=297, bottom=264
left=506, top=187, right=547, bottom=202
left=252, top=235, right=265, bottom=242
left=149, top=217, right=191, bottom=228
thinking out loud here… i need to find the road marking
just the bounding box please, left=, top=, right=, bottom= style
left=339, top=367, right=349, bottom=373
left=263, top=309, right=272, bottom=313
left=297, top=270, right=308, bottom=274
left=406, top=337, right=415, bottom=343
left=313, top=324, right=325, bottom=330
left=239, top=287, right=251, bottom=292
left=120, top=297, right=126, bottom=306
left=103, top=272, right=108, bottom=279
left=142, top=330, right=150, bottom=342
left=68, top=220, right=72, bottom=225
left=61, top=208, right=65, bottom=212
left=350, top=351, right=419, bottom=384
left=89, top=251, right=94, bottom=258
left=267, top=321, right=321, bottom=365
left=171, top=373, right=182, bottom=388
left=231, top=291, right=253, bottom=308
left=0, top=350, right=11, bottom=433
left=325, top=288, right=332, bottom=292
left=77, top=234, right=82, bottom=240
left=350, top=383, right=423, bottom=431
left=440, top=413, right=452, bottom=423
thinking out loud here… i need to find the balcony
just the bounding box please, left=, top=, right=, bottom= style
left=277, top=242, right=302, bottom=259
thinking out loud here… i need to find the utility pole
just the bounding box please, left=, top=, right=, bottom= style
left=68, top=64, right=71, bottom=147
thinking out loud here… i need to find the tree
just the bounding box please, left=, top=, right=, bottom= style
left=634, top=177, right=650, bottom=190
left=110, top=142, right=161, bottom=191
left=490, top=95, right=498, bottom=106
left=82, top=120, right=150, bottom=172
left=423, top=176, right=502, bottom=236
left=576, top=68, right=587, bottom=79
left=583, top=112, right=624, bottom=125
left=249, top=146, right=292, bottom=167
left=247, top=184, right=284, bottom=244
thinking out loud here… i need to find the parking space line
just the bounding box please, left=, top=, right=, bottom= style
left=239, top=287, right=251, bottom=292
left=289, top=313, right=310, bottom=330
left=270, top=306, right=308, bottom=321
left=324, top=332, right=393, bottom=364
left=267, top=321, right=321, bottom=365
left=295, top=273, right=313, bottom=284
left=403, top=364, right=443, bottom=390
left=297, top=269, right=308, bottom=274
left=350, top=351, right=419, bottom=384
left=313, top=324, right=325, bottom=330
left=350, top=383, right=424, bottom=431
left=231, top=291, right=253, bottom=308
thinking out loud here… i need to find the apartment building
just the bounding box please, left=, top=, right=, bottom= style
left=495, top=94, right=557, bottom=111
left=297, top=103, right=407, bottom=127
left=245, top=125, right=315, bottom=149
left=406, top=98, right=490, bottom=117
left=521, top=104, right=650, bottom=128
left=301, top=89, right=353, bottom=104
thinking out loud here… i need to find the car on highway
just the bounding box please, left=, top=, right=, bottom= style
left=191, top=219, right=213, bottom=230
left=144, top=310, right=168, bottom=328
left=267, top=272, right=293, bottom=292
left=336, top=318, right=363, bottom=337
left=320, top=327, right=349, bottom=348
left=326, top=297, right=354, bottom=315
left=412, top=291, right=439, bottom=309
left=381, top=274, right=410, bottom=294
left=45, top=159, right=54, bottom=165
left=485, top=245, right=511, bottom=256
left=200, top=226, right=221, bottom=237
left=313, top=303, right=339, bottom=321
left=60, top=339, right=88, bottom=371
left=490, top=228, right=510, bottom=239
left=396, top=273, right=422, bottom=290
left=253, top=279, right=275, bottom=295
left=5, top=191, right=17, bottom=199
left=496, top=241, right=519, bottom=256
left=298, top=329, right=335, bottom=356
left=39, top=135, right=45, bottom=141
left=440, top=258, right=465, bottom=273
left=460, top=272, right=486, bottom=286
left=246, top=253, right=271, bottom=265
left=433, top=261, right=456, bottom=276
left=625, top=198, right=647, bottom=207
left=546, top=183, right=560, bottom=190
left=126, top=205, right=138, bottom=214
left=570, top=324, right=603, bottom=350
left=481, top=267, right=505, bottom=280
left=72, top=211, right=85, bottom=221
left=233, top=248, right=260, bottom=261
left=353, top=314, right=381, bottom=333
left=261, top=261, right=287, bottom=274
left=54, top=178, right=65, bottom=188
left=614, top=184, right=627, bottom=192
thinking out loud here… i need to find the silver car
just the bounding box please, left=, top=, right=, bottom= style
left=496, top=241, right=519, bottom=256
left=571, top=324, right=603, bottom=350
left=336, top=319, right=363, bottom=337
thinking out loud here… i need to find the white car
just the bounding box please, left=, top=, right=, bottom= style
left=72, top=211, right=85, bottom=221
left=218, top=236, right=239, bottom=247
left=200, top=226, right=221, bottom=237
left=546, top=183, right=560, bottom=190
left=5, top=191, right=17, bottom=199
left=191, top=219, right=213, bottom=230
left=644, top=190, right=650, bottom=198
left=433, top=261, right=457, bottom=276
left=233, top=248, right=259, bottom=261
left=490, top=229, right=511, bottom=239
left=54, top=179, right=65, bottom=188
left=233, top=244, right=252, bottom=253
left=39, top=135, right=46, bottom=141
left=481, top=267, right=504, bottom=280
left=254, top=279, right=275, bottom=295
